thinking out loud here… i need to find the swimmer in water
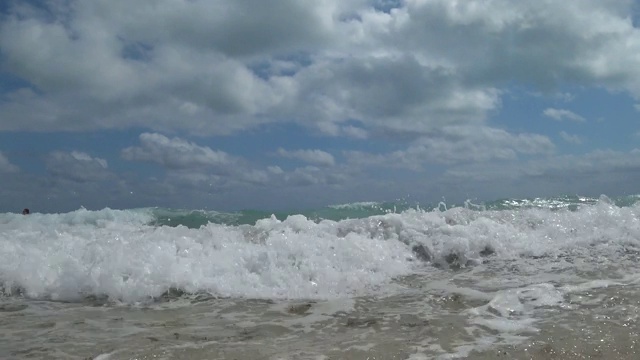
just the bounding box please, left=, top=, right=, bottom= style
left=22, top=208, right=30, bottom=215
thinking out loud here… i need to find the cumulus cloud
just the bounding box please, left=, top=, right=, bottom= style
left=316, top=122, right=369, bottom=139
left=122, top=133, right=232, bottom=171
left=445, top=149, right=640, bottom=188
left=267, top=165, right=284, bottom=175
left=276, top=148, right=336, bottom=167
left=120, top=132, right=353, bottom=192
left=46, top=151, right=111, bottom=182
left=1, top=0, right=640, bottom=136
left=0, top=152, right=19, bottom=173
left=540, top=149, right=640, bottom=174
left=280, top=166, right=349, bottom=187
left=4, top=1, right=640, bottom=210
left=346, top=126, right=555, bottom=169
left=559, top=131, right=583, bottom=144
left=543, top=108, right=586, bottom=122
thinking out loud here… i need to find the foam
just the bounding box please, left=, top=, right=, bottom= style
left=0, top=212, right=414, bottom=302
left=468, top=283, right=564, bottom=334
left=2, top=196, right=640, bottom=303
left=328, top=201, right=381, bottom=209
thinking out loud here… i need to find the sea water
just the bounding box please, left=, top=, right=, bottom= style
left=0, top=195, right=639, bottom=359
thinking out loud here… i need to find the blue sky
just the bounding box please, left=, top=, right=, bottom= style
left=2, top=0, right=640, bottom=213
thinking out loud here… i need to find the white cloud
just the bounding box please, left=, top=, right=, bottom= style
left=346, top=125, right=555, bottom=169
left=554, top=92, right=575, bottom=102
left=559, top=131, right=583, bottom=144
left=120, top=133, right=353, bottom=192
left=4, top=0, right=640, bottom=211
left=239, top=169, right=271, bottom=185
left=0, top=152, right=19, bottom=173
left=277, top=148, right=336, bottom=167
left=1, top=0, right=639, bottom=136
left=281, top=166, right=349, bottom=187
left=290, top=56, right=502, bottom=134
left=122, top=133, right=232, bottom=171
left=543, top=108, right=586, bottom=122
left=342, top=125, right=369, bottom=139
left=316, top=122, right=369, bottom=139
left=445, top=148, right=640, bottom=186
left=46, top=151, right=111, bottom=183
left=285, top=166, right=322, bottom=186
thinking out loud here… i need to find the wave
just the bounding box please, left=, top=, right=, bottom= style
left=143, top=194, right=640, bottom=227
left=144, top=201, right=408, bottom=228
left=1, top=195, right=639, bottom=303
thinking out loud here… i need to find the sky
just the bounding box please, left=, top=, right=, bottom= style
left=2, top=0, right=640, bottom=213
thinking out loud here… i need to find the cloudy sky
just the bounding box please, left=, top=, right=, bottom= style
left=2, top=0, right=640, bottom=213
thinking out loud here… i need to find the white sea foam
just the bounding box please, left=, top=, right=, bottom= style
left=0, top=211, right=414, bottom=302
left=468, top=283, right=564, bottom=334
left=1, top=197, right=640, bottom=304
left=327, top=201, right=382, bottom=209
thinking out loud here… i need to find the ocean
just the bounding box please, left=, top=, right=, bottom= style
left=1, top=195, right=639, bottom=359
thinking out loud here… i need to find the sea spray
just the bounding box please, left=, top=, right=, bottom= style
left=1, top=195, right=640, bottom=304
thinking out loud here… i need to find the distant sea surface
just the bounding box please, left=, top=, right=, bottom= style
left=1, top=195, right=639, bottom=359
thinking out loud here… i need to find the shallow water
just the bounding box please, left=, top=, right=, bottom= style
left=2, top=263, right=638, bottom=359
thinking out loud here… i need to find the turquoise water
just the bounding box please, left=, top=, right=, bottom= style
left=145, top=194, right=640, bottom=228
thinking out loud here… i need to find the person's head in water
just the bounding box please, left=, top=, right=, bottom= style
left=22, top=208, right=30, bottom=215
